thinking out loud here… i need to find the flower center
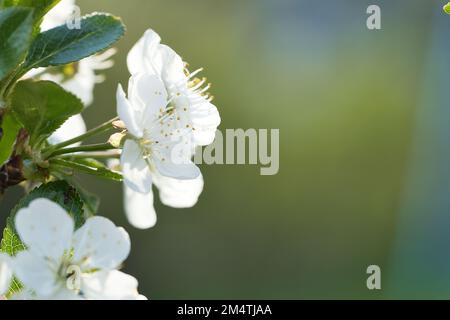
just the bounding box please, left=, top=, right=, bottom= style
left=65, top=264, right=82, bottom=292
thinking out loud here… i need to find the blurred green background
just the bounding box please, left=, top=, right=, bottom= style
left=3, top=0, right=450, bottom=299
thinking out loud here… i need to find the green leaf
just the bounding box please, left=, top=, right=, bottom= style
left=68, top=179, right=100, bottom=217
left=0, top=7, right=33, bottom=81
left=62, top=175, right=100, bottom=216
left=2, top=0, right=21, bottom=6
left=77, top=187, right=99, bottom=217
left=0, top=111, right=21, bottom=166
left=9, top=80, right=83, bottom=146
left=23, top=13, right=125, bottom=71
left=2, top=0, right=60, bottom=24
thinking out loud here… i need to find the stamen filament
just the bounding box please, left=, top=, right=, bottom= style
left=47, top=143, right=117, bottom=158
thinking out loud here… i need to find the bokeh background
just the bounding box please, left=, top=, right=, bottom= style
left=2, top=0, right=450, bottom=299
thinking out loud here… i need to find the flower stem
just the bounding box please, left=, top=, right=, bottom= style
left=42, top=117, right=119, bottom=158
left=47, top=143, right=116, bottom=158
left=50, top=158, right=122, bottom=181
left=59, top=150, right=121, bottom=160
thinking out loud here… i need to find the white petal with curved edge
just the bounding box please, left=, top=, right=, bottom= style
left=153, top=145, right=200, bottom=180
left=0, top=253, right=12, bottom=295
left=154, top=159, right=201, bottom=180
left=121, top=139, right=153, bottom=193
left=190, top=99, right=221, bottom=127
left=192, top=127, right=220, bottom=146
left=72, top=217, right=130, bottom=270
left=81, top=270, right=141, bottom=300
left=13, top=251, right=59, bottom=297
left=127, top=29, right=161, bottom=76
left=48, top=114, right=87, bottom=146
left=189, top=98, right=221, bottom=146
left=15, top=199, right=74, bottom=261
left=157, top=44, right=187, bottom=85
left=153, top=172, right=204, bottom=208
left=117, top=84, right=143, bottom=138
left=124, top=185, right=157, bottom=229
left=126, top=35, right=145, bottom=75
left=127, top=29, right=186, bottom=86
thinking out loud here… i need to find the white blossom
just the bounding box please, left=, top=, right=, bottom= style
left=117, top=73, right=200, bottom=191
left=12, top=198, right=145, bottom=300
left=127, top=29, right=221, bottom=146
left=117, top=73, right=203, bottom=228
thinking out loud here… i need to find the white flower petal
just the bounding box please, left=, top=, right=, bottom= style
left=127, top=29, right=186, bottom=85
left=153, top=171, right=204, bottom=208
left=190, top=101, right=221, bottom=145
left=157, top=44, right=187, bottom=85
left=124, top=185, right=157, bottom=229
left=192, top=129, right=219, bottom=146
left=48, top=114, right=87, bottom=146
left=0, top=253, right=12, bottom=295
left=117, top=84, right=143, bottom=138
left=121, top=139, right=153, bottom=193
left=153, top=145, right=200, bottom=180
left=81, top=270, right=141, bottom=300
left=171, top=94, right=220, bottom=146
left=189, top=95, right=221, bottom=146
left=9, top=289, right=35, bottom=300
left=23, top=67, right=46, bottom=79
left=11, top=288, right=83, bottom=300
left=72, top=217, right=131, bottom=270
left=49, top=288, right=84, bottom=300
left=129, top=73, right=168, bottom=126
left=154, top=159, right=200, bottom=180
left=90, top=48, right=117, bottom=70
left=13, top=251, right=59, bottom=297
left=127, top=29, right=160, bottom=76
left=15, top=198, right=74, bottom=261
